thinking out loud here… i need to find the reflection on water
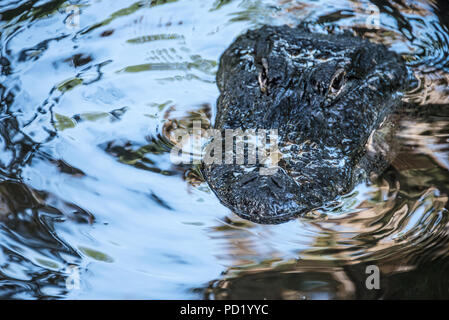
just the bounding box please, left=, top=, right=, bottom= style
left=0, top=0, right=448, bottom=299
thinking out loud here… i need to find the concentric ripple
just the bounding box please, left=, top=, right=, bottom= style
left=0, top=0, right=448, bottom=299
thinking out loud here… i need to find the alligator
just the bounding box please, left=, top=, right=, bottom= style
left=201, top=25, right=409, bottom=224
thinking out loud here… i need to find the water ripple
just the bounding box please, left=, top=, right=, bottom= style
left=0, top=0, right=449, bottom=299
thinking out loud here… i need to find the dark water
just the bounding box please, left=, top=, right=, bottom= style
left=0, top=0, right=448, bottom=299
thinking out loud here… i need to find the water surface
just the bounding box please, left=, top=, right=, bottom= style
left=0, top=0, right=449, bottom=299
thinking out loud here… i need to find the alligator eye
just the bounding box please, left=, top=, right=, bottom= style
left=329, top=69, right=346, bottom=96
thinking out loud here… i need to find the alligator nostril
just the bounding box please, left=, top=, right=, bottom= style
left=267, top=185, right=280, bottom=200
left=239, top=172, right=258, bottom=187
left=269, top=176, right=283, bottom=189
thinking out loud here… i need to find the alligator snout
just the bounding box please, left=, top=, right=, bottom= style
left=204, top=166, right=307, bottom=223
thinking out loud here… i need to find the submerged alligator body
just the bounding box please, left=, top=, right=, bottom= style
left=202, top=25, right=408, bottom=224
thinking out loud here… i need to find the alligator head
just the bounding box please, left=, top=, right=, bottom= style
left=201, top=25, right=408, bottom=224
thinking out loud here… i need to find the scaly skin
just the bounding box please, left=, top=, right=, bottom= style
left=202, top=25, right=409, bottom=224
